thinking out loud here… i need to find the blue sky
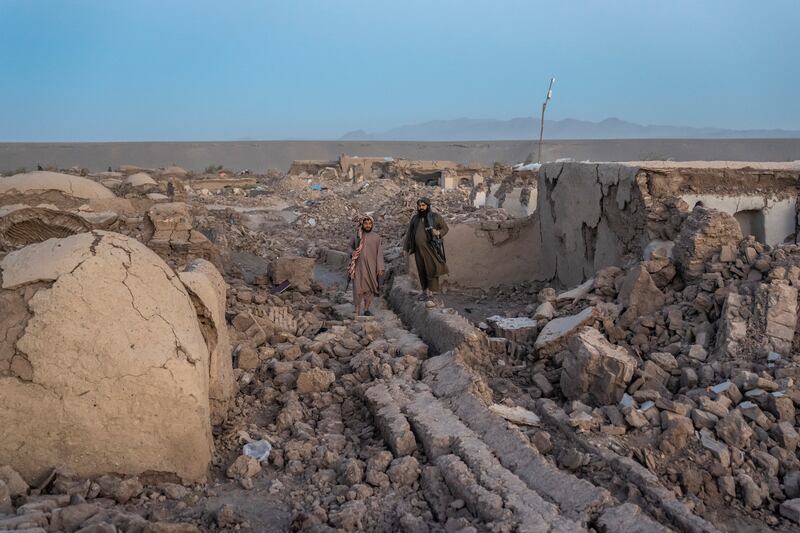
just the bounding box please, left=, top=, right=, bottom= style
left=0, top=0, right=798, bottom=141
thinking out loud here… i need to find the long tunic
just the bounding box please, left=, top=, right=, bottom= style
left=350, top=231, right=384, bottom=301
left=407, top=212, right=449, bottom=291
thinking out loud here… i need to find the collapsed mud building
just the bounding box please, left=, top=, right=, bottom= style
left=1, top=158, right=800, bottom=532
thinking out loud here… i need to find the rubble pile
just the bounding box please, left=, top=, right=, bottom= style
left=0, top=466, right=206, bottom=533
left=209, top=283, right=451, bottom=532
left=189, top=166, right=503, bottom=283
left=480, top=205, right=800, bottom=528
left=4, top=160, right=800, bottom=531
left=144, top=202, right=223, bottom=271
left=0, top=166, right=463, bottom=531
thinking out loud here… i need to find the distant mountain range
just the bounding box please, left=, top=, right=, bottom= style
left=340, top=117, right=800, bottom=141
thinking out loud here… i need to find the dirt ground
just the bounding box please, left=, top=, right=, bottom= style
left=3, top=138, right=800, bottom=174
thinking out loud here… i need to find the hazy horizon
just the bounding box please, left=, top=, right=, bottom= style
left=1, top=0, right=799, bottom=142
left=3, top=114, right=800, bottom=144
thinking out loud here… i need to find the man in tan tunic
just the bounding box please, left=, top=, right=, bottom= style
left=403, top=197, right=449, bottom=300
left=348, top=215, right=384, bottom=316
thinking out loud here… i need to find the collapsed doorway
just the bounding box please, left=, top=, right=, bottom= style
left=734, top=209, right=766, bottom=243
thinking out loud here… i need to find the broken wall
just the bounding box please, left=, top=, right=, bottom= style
left=184, top=177, right=257, bottom=193
left=144, top=202, right=223, bottom=271
left=471, top=169, right=538, bottom=218
left=681, top=195, right=795, bottom=245
left=483, top=184, right=537, bottom=218
left=339, top=155, right=390, bottom=181
left=484, top=187, right=536, bottom=218
left=534, top=162, right=800, bottom=287
left=639, top=165, right=800, bottom=246
left=288, top=160, right=338, bottom=176
left=538, top=162, right=649, bottom=287
left=406, top=215, right=552, bottom=289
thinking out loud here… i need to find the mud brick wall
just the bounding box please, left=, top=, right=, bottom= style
left=538, top=162, right=650, bottom=287
left=288, top=160, right=339, bottom=176
left=440, top=216, right=544, bottom=288
left=537, top=162, right=800, bottom=288
left=639, top=166, right=800, bottom=247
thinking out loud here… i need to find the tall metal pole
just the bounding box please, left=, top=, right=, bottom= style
left=537, top=77, right=555, bottom=164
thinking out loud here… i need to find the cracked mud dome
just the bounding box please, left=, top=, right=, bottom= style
left=1, top=231, right=215, bottom=483
left=1, top=159, right=800, bottom=532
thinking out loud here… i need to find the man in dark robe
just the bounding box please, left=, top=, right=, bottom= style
left=348, top=215, right=384, bottom=316
left=403, top=197, right=449, bottom=300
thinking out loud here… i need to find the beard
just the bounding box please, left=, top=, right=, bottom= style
left=362, top=226, right=373, bottom=232
left=417, top=208, right=429, bottom=216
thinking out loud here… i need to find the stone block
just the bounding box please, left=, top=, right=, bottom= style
left=272, top=255, right=315, bottom=292
left=617, top=264, right=665, bottom=325
left=486, top=316, right=538, bottom=344
left=296, top=368, right=335, bottom=394
left=363, top=384, right=417, bottom=457
left=0, top=480, right=9, bottom=515
left=767, top=393, right=796, bottom=422
left=597, top=503, right=672, bottom=533
left=772, top=422, right=799, bottom=452
left=435, top=454, right=505, bottom=522
left=715, top=410, right=754, bottom=449
left=780, top=499, right=800, bottom=524
left=560, top=327, right=636, bottom=406
left=691, top=409, right=719, bottom=430
left=765, top=282, right=798, bottom=355
left=0, top=465, right=28, bottom=496
left=534, top=307, right=596, bottom=356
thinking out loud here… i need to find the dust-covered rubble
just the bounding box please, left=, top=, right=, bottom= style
left=3, top=161, right=800, bottom=532
left=475, top=204, right=800, bottom=530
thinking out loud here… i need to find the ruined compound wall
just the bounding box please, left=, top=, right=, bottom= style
left=638, top=165, right=800, bottom=246
left=339, top=155, right=388, bottom=181
left=288, top=160, right=338, bottom=176
left=481, top=170, right=538, bottom=219
left=469, top=169, right=539, bottom=219
left=484, top=186, right=537, bottom=218
left=678, top=194, right=794, bottom=245
left=438, top=216, right=551, bottom=288
left=538, top=162, right=649, bottom=287
left=535, top=162, right=800, bottom=287
left=387, top=274, right=487, bottom=356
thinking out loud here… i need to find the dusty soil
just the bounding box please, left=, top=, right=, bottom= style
left=3, top=139, right=800, bottom=174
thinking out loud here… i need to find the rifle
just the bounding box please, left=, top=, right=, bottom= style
left=426, top=226, right=447, bottom=263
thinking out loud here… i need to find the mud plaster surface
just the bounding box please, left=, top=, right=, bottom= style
left=539, top=162, right=646, bottom=287
left=178, top=258, right=235, bottom=424
left=0, top=171, right=115, bottom=199
left=0, top=231, right=213, bottom=483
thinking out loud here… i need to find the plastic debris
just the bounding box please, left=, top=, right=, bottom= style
left=243, top=439, right=272, bottom=462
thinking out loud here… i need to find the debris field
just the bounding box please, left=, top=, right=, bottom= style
left=1, top=157, right=800, bottom=532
